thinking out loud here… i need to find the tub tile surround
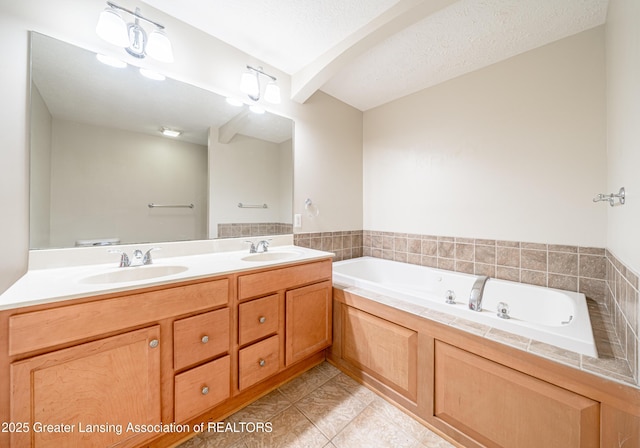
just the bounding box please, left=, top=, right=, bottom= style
left=295, top=229, right=638, bottom=384
left=605, top=250, right=640, bottom=384
left=178, top=362, right=455, bottom=448
left=362, top=231, right=607, bottom=303
left=218, top=223, right=293, bottom=238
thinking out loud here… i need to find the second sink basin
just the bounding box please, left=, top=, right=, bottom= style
left=79, top=265, right=189, bottom=284
left=241, top=250, right=303, bottom=262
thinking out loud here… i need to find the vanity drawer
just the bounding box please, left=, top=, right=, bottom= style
left=9, top=278, right=230, bottom=356
left=238, top=294, right=279, bottom=346
left=174, top=355, right=230, bottom=423
left=174, top=308, right=229, bottom=370
left=237, top=259, right=332, bottom=301
left=238, top=335, right=280, bottom=390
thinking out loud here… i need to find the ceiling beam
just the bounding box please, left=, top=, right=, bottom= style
left=290, top=0, right=457, bottom=105
left=218, top=108, right=250, bottom=144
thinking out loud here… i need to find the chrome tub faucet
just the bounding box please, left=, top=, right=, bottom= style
left=469, top=275, right=489, bottom=311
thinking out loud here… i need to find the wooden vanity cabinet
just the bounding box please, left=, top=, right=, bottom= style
left=236, top=259, right=332, bottom=390
left=4, top=277, right=230, bottom=448
left=10, top=326, right=161, bottom=448
left=1, top=257, right=334, bottom=448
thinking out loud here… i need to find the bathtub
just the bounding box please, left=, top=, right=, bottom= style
left=333, top=257, right=598, bottom=358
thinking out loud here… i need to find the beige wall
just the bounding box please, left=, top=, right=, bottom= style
left=0, top=0, right=364, bottom=293
left=363, top=27, right=607, bottom=248
left=209, top=132, right=291, bottom=237
left=605, top=0, right=640, bottom=272
left=47, top=119, right=208, bottom=247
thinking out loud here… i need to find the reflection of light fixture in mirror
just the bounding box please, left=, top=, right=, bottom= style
left=225, top=97, right=244, bottom=107
left=139, top=68, right=165, bottom=81
left=240, top=65, right=280, bottom=104
left=249, top=104, right=265, bottom=114
left=96, top=53, right=127, bottom=68
left=96, top=1, right=174, bottom=63
left=161, top=127, right=181, bottom=137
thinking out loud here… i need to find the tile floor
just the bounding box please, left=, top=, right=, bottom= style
left=178, top=362, right=456, bottom=448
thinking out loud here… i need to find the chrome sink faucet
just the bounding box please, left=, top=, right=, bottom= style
left=468, top=275, right=489, bottom=311
left=108, top=247, right=160, bottom=267
left=245, top=239, right=271, bottom=253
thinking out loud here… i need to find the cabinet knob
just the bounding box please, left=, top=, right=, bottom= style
left=149, top=339, right=159, bottom=348
left=201, top=386, right=209, bottom=395
left=258, top=359, right=266, bottom=367
left=258, top=316, right=266, bottom=324
left=201, top=335, right=209, bottom=344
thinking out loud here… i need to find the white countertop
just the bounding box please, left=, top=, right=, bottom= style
left=0, top=238, right=333, bottom=311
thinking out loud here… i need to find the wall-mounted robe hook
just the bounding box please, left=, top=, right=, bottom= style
left=305, top=198, right=319, bottom=218
left=593, top=187, right=625, bottom=207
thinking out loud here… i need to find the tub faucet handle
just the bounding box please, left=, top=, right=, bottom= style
left=445, top=290, right=456, bottom=304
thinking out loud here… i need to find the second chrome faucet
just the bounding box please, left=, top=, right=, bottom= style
left=109, top=247, right=160, bottom=267
left=246, top=239, right=271, bottom=253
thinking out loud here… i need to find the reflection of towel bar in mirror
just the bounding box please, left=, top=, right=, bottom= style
left=148, top=203, right=194, bottom=208
left=238, top=203, right=268, bottom=209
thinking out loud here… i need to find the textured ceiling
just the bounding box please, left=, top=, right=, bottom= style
left=142, top=0, right=609, bottom=111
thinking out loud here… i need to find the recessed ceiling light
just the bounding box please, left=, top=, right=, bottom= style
left=96, top=53, right=127, bottom=68
left=161, top=127, right=181, bottom=137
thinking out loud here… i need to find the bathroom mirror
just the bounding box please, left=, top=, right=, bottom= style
left=29, top=32, right=293, bottom=249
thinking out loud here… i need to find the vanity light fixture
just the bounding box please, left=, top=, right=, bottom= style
left=96, top=1, right=174, bottom=63
left=161, top=127, right=181, bottom=137
left=240, top=65, right=281, bottom=105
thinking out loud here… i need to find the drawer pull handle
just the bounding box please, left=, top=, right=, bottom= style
left=149, top=339, right=159, bottom=349
left=259, top=359, right=266, bottom=367
left=201, top=335, right=209, bottom=344
left=201, top=386, right=209, bottom=395
left=258, top=316, right=266, bottom=324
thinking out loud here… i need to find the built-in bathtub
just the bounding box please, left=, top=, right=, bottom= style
left=333, top=256, right=598, bottom=358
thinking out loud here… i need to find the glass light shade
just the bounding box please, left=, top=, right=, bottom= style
left=240, top=71, right=260, bottom=97
left=264, top=82, right=281, bottom=104
left=96, top=8, right=129, bottom=47
left=249, top=104, right=265, bottom=114
left=146, top=29, right=174, bottom=63
left=226, top=97, right=244, bottom=107
left=96, top=54, right=127, bottom=68
left=139, top=68, right=166, bottom=81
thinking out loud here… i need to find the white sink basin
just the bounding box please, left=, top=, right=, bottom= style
left=241, top=251, right=303, bottom=262
left=79, top=265, right=189, bottom=284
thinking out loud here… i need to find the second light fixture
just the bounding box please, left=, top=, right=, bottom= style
left=240, top=65, right=281, bottom=105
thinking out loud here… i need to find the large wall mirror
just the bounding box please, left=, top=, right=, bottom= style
left=29, top=32, right=293, bottom=249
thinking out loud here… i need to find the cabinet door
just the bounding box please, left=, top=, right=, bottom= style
left=11, top=326, right=161, bottom=448
left=285, top=281, right=332, bottom=366
left=342, top=305, right=418, bottom=401
left=434, top=341, right=599, bottom=448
